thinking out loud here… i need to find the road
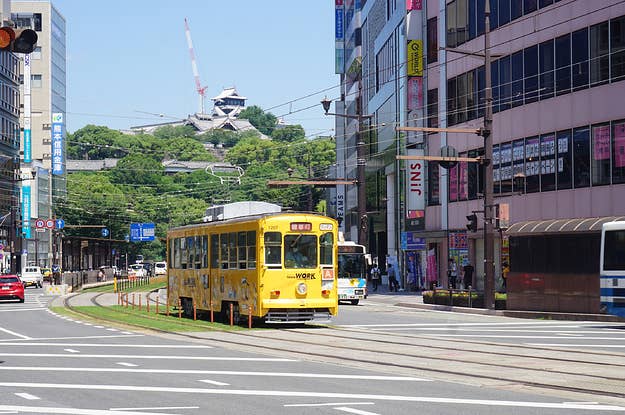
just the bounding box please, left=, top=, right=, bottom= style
left=0, top=288, right=624, bottom=414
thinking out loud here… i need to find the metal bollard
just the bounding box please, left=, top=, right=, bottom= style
left=155, top=297, right=159, bottom=315
left=469, top=286, right=473, bottom=308
left=193, top=300, right=197, bottom=321
left=178, top=299, right=182, bottom=319
left=139, top=295, right=142, bottom=311
left=229, top=303, right=234, bottom=326
left=146, top=293, right=150, bottom=313
left=210, top=301, right=213, bottom=323
left=166, top=299, right=170, bottom=317
left=247, top=305, right=252, bottom=329
left=132, top=293, right=135, bottom=310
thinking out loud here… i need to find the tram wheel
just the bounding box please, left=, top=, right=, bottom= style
left=181, top=297, right=193, bottom=318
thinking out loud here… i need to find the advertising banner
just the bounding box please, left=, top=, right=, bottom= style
left=52, top=113, right=65, bottom=175
left=407, top=0, right=423, bottom=10
left=407, top=40, right=423, bottom=76
left=22, top=184, right=31, bottom=239
left=23, top=55, right=32, bottom=163
left=405, top=148, right=425, bottom=230
left=407, top=77, right=423, bottom=112
left=614, top=123, right=625, bottom=168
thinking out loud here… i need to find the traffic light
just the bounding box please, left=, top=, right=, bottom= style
left=466, top=213, right=478, bottom=232
left=0, top=26, right=38, bottom=54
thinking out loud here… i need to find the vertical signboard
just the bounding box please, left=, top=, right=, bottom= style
left=406, top=0, right=423, bottom=10
left=51, top=113, right=65, bottom=175
left=22, top=184, right=31, bottom=239
left=406, top=40, right=423, bottom=76
left=335, top=0, right=345, bottom=74
left=23, top=55, right=32, bottom=163
left=405, top=148, right=425, bottom=230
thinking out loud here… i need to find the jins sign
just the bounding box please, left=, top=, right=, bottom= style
left=406, top=148, right=425, bottom=230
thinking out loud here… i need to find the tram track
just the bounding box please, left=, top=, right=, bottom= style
left=63, top=291, right=625, bottom=405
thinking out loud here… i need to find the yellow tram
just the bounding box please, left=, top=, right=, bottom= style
left=166, top=203, right=339, bottom=323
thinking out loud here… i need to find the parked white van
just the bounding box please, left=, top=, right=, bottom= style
left=21, top=266, right=43, bottom=288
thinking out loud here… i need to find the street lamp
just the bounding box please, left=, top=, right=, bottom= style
left=321, top=84, right=373, bottom=249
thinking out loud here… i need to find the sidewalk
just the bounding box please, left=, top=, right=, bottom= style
left=365, top=284, right=625, bottom=322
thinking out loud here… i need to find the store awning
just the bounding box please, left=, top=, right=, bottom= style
left=505, top=216, right=625, bottom=236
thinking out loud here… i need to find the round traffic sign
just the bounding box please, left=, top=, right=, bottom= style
left=101, top=228, right=110, bottom=237
left=35, top=219, right=45, bottom=228
left=45, top=219, right=55, bottom=229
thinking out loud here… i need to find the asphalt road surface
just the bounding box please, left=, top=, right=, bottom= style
left=0, top=289, right=624, bottom=414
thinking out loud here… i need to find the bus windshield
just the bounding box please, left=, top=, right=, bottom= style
left=338, top=253, right=367, bottom=279
left=603, top=229, right=625, bottom=271
left=284, top=234, right=317, bottom=269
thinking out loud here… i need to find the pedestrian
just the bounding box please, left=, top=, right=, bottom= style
left=463, top=262, right=474, bottom=289
left=370, top=263, right=380, bottom=292
left=97, top=268, right=105, bottom=282
left=448, top=258, right=458, bottom=289
left=502, top=262, right=509, bottom=291
left=387, top=263, right=399, bottom=292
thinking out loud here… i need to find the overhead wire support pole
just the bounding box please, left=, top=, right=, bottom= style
left=483, top=0, right=496, bottom=310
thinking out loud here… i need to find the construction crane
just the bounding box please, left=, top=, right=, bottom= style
left=184, top=18, right=207, bottom=114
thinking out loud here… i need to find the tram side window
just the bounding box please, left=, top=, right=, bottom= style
left=247, top=231, right=256, bottom=269
left=320, top=232, right=334, bottom=265
left=238, top=231, right=247, bottom=269
left=228, top=232, right=237, bottom=269
left=180, top=237, right=188, bottom=269
left=173, top=238, right=181, bottom=269
left=210, top=234, right=219, bottom=268
left=604, top=230, right=625, bottom=271
left=187, top=237, right=195, bottom=269
left=220, top=233, right=229, bottom=269
left=202, top=236, right=208, bottom=268
left=195, top=236, right=202, bottom=269
left=264, top=232, right=282, bottom=268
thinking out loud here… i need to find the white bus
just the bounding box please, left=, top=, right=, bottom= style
left=337, top=238, right=371, bottom=305
left=600, top=221, right=625, bottom=318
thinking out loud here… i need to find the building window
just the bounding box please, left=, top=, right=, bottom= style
left=511, top=51, right=524, bottom=107
left=468, top=0, right=477, bottom=39
left=447, top=77, right=457, bottom=125
left=456, top=0, right=469, bottom=45
left=539, top=0, right=553, bottom=7
left=512, top=139, right=525, bottom=193
left=499, top=0, right=511, bottom=27
left=524, top=45, right=539, bottom=104
left=499, top=55, right=511, bottom=111
left=31, top=74, right=42, bottom=88
left=500, top=142, right=513, bottom=193
left=427, top=163, right=440, bottom=205
left=525, top=136, right=540, bottom=193
left=555, top=34, right=571, bottom=95
left=524, top=0, right=537, bottom=14
left=571, top=28, right=589, bottom=90
left=573, top=127, right=591, bottom=188
left=556, top=129, right=573, bottom=190
left=493, top=144, right=501, bottom=194
left=427, top=17, right=438, bottom=64
left=447, top=1, right=457, bottom=48
left=456, top=72, right=468, bottom=123
left=612, top=121, right=625, bottom=184
left=591, top=124, right=611, bottom=186
left=539, top=39, right=555, bottom=100
left=31, top=47, right=42, bottom=60
left=427, top=89, right=438, bottom=129
left=590, top=22, right=609, bottom=85
left=610, top=16, right=625, bottom=81
left=540, top=133, right=556, bottom=191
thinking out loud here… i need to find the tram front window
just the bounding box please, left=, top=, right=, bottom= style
left=284, top=234, right=317, bottom=269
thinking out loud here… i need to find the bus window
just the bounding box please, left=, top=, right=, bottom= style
left=284, top=234, right=317, bottom=269
left=320, top=232, right=334, bottom=265
left=264, top=232, right=282, bottom=267
left=604, top=230, right=625, bottom=270
left=210, top=234, right=219, bottom=268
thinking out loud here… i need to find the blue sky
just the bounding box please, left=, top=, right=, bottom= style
left=49, top=1, right=339, bottom=137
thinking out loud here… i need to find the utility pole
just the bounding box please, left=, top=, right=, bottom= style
left=482, top=0, right=496, bottom=310
left=48, top=170, right=53, bottom=268
left=355, top=80, right=367, bottom=248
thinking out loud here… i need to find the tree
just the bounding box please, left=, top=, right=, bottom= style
left=238, top=105, right=277, bottom=136
left=160, top=137, right=216, bottom=161
left=109, top=154, right=164, bottom=186
left=66, top=125, right=127, bottom=159
left=271, top=125, right=305, bottom=143
left=153, top=125, right=197, bottom=140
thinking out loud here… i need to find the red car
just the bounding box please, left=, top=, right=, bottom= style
left=0, top=274, right=25, bottom=303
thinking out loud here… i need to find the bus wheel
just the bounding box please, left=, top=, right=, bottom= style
left=181, top=297, right=193, bottom=318
left=350, top=299, right=359, bottom=305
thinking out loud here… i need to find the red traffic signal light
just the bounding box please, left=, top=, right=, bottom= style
left=0, top=27, right=38, bottom=54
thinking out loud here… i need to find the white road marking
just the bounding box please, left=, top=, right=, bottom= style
left=340, top=322, right=602, bottom=328
left=285, top=402, right=375, bottom=407
left=428, top=335, right=625, bottom=340
left=0, top=326, right=31, bottom=340
left=527, top=343, right=625, bottom=348
left=0, top=308, right=46, bottom=313
left=116, top=362, right=138, bottom=367
left=0, top=342, right=212, bottom=349
left=0, top=334, right=143, bottom=342
left=0, top=367, right=427, bottom=381
left=64, top=349, right=80, bottom=353
left=334, top=407, right=380, bottom=415
left=1, top=382, right=624, bottom=411
left=14, top=393, right=39, bottom=400
left=0, top=406, right=176, bottom=415
left=110, top=407, right=199, bottom=411
left=198, top=379, right=230, bottom=386
left=0, top=353, right=295, bottom=362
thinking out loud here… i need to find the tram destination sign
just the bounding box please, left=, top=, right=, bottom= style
left=129, top=222, right=155, bottom=242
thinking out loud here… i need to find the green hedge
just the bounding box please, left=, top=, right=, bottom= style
left=422, top=290, right=506, bottom=309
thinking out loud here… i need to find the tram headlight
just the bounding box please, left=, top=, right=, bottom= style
left=296, top=282, right=307, bottom=295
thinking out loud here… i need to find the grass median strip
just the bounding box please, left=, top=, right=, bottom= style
left=51, top=305, right=247, bottom=332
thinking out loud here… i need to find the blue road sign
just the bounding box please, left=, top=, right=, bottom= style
left=130, top=223, right=155, bottom=242
left=55, top=219, right=65, bottom=229
left=101, top=228, right=110, bottom=237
